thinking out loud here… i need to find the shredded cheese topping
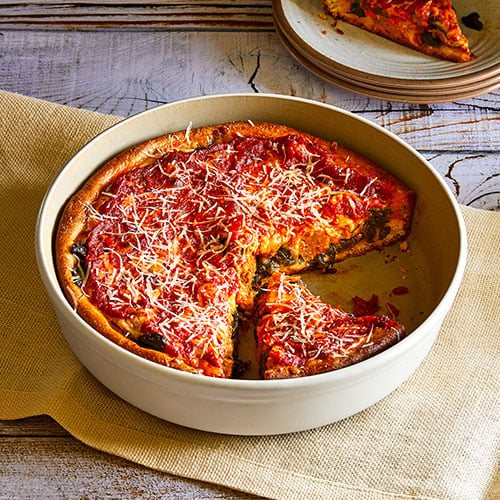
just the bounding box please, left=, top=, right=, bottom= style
left=76, top=132, right=393, bottom=375
left=258, top=273, right=401, bottom=369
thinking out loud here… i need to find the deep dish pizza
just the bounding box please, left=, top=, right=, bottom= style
left=56, top=121, right=415, bottom=379
left=322, top=0, right=473, bottom=62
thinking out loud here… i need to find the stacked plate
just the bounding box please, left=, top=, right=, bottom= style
left=273, top=0, right=500, bottom=103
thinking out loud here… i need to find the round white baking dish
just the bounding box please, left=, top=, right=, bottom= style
left=35, top=94, right=466, bottom=435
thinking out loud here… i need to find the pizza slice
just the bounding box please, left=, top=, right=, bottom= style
left=255, top=273, right=406, bottom=379
left=322, top=0, right=473, bottom=62
left=241, top=124, right=415, bottom=281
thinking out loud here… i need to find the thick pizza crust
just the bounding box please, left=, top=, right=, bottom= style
left=56, top=120, right=414, bottom=379
left=261, top=324, right=406, bottom=380
left=56, top=123, right=246, bottom=377
left=255, top=273, right=407, bottom=380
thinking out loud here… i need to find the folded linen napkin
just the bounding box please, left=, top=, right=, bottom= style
left=0, top=90, right=498, bottom=500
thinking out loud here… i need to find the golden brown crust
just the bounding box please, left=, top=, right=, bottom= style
left=56, top=120, right=414, bottom=379
left=263, top=324, right=405, bottom=379
left=56, top=123, right=244, bottom=377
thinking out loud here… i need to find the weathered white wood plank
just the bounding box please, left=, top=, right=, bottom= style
left=0, top=433, right=259, bottom=499
left=0, top=29, right=498, bottom=209
left=0, top=1, right=274, bottom=30
left=0, top=30, right=498, bottom=149
left=423, top=152, right=499, bottom=210
left=365, top=108, right=500, bottom=151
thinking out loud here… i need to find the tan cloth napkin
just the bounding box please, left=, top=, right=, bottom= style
left=0, top=90, right=498, bottom=500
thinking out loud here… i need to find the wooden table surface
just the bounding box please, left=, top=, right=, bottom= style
left=1, top=2, right=499, bottom=499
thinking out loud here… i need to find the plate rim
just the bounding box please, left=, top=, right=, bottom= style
left=273, top=0, right=500, bottom=89
left=278, top=21, right=500, bottom=96
left=276, top=24, right=500, bottom=104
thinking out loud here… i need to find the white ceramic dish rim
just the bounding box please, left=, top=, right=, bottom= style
left=35, top=93, right=467, bottom=393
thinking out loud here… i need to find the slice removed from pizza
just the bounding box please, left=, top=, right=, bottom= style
left=322, top=0, right=473, bottom=62
left=255, top=273, right=406, bottom=379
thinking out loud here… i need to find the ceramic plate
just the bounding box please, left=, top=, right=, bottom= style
left=274, top=0, right=500, bottom=88
left=276, top=24, right=500, bottom=103
left=277, top=21, right=500, bottom=96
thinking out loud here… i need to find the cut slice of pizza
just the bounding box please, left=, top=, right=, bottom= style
left=322, top=0, right=473, bottom=62
left=255, top=273, right=406, bottom=379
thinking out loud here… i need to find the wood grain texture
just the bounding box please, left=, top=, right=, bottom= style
left=0, top=30, right=498, bottom=210
left=0, top=415, right=69, bottom=437
left=0, top=1, right=274, bottom=31
left=424, top=152, right=500, bottom=210
left=0, top=30, right=498, bottom=143
left=0, top=417, right=260, bottom=499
